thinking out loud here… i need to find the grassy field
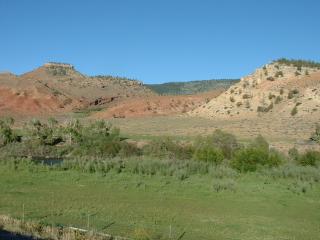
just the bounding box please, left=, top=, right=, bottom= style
left=109, top=115, right=320, bottom=153
left=1, top=164, right=320, bottom=240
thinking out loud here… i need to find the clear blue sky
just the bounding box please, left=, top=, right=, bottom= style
left=1, top=0, right=319, bottom=83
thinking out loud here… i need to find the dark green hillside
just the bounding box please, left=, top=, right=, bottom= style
left=147, top=79, right=239, bottom=95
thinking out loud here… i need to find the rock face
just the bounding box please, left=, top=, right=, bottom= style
left=190, top=60, right=320, bottom=119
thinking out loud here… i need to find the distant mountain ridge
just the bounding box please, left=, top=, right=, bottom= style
left=146, top=79, right=239, bottom=95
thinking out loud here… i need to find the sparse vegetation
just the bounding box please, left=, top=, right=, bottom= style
left=257, top=102, right=273, bottom=113
left=280, top=88, right=284, bottom=95
left=297, top=151, right=320, bottom=166
left=274, top=71, right=283, bottom=78
left=274, top=58, right=320, bottom=69
left=0, top=117, right=20, bottom=146
left=288, top=89, right=299, bottom=99
left=275, top=95, right=282, bottom=104
left=268, top=93, right=275, bottom=100
left=242, top=93, right=251, bottom=99
left=310, top=124, right=320, bottom=143
left=291, top=106, right=298, bottom=116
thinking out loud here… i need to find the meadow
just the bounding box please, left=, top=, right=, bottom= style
left=1, top=161, right=320, bottom=240
left=1, top=117, right=320, bottom=239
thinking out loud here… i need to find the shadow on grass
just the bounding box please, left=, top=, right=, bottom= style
left=0, top=229, right=42, bottom=240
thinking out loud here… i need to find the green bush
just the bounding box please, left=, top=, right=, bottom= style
left=298, top=151, right=320, bottom=166
left=232, top=147, right=269, bottom=172
left=143, top=138, right=194, bottom=160
left=193, top=145, right=224, bottom=164
left=25, top=118, right=63, bottom=146
left=0, top=118, right=20, bottom=146
left=231, top=136, right=282, bottom=172
left=194, top=130, right=239, bottom=160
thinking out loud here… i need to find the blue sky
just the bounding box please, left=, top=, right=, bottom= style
left=0, top=0, right=319, bottom=83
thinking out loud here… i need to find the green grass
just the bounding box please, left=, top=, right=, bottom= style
left=0, top=164, right=320, bottom=239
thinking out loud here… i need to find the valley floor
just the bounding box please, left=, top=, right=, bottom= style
left=0, top=166, right=320, bottom=240
left=109, top=115, right=320, bottom=153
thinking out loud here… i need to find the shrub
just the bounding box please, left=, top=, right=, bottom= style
left=242, top=94, right=251, bottom=99
left=274, top=58, right=320, bottom=69
left=207, top=130, right=239, bottom=159
left=26, top=118, right=63, bottom=146
left=268, top=93, right=275, bottom=100
left=274, top=96, right=282, bottom=104
left=229, top=96, right=235, bottom=102
left=245, top=101, right=251, bottom=108
left=232, top=147, right=269, bottom=172
left=274, top=71, right=283, bottom=78
left=291, top=106, right=298, bottom=116
left=231, top=136, right=282, bottom=172
left=193, top=145, right=224, bottom=164
left=288, top=147, right=299, bottom=161
left=310, top=124, right=320, bottom=143
left=288, top=89, right=299, bottom=99
left=0, top=118, right=20, bottom=146
left=251, top=135, right=269, bottom=151
left=298, top=151, right=320, bottom=166
left=143, top=138, right=194, bottom=160
left=292, top=89, right=299, bottom=94
left=267, top=77, right=275, bottom=81
left=280, top=88, right=284, bottom=95
left=257, top=103, right=273, bottom=112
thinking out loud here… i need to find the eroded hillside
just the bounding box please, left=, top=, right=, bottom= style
left=0, top=63, right=155, bottom=117
left=191, top=59, right=320, bottom=120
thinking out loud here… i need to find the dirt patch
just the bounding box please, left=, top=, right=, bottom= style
left=94, top=90, right=223, bottom=119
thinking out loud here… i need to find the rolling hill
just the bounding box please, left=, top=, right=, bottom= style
left=146, top=79, right=239, bottom=95
left=191, top=59, right=320, bottom=120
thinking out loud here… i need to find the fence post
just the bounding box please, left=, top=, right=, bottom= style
left=22, top=203, right=25, bottom=223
